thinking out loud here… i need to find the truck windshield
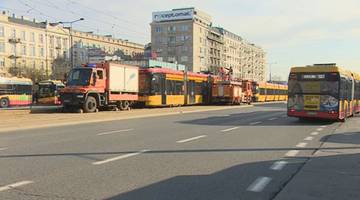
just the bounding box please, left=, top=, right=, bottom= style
left=67, top=69, right=92, bottom=86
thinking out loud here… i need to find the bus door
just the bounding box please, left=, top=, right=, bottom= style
left=188, top=80, right=195, bottom=104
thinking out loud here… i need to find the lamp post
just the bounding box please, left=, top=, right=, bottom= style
left=59, top=18, right=84, bottom=68
left=267, top=62, right=277, bottom=82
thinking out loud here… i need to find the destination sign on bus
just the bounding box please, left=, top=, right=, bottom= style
left=302, top=74, right=325, bottom=79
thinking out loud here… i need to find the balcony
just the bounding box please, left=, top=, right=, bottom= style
left=8, top=38, right=21, bottom=43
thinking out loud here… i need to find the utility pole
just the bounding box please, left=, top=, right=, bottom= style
left=59, top=18, right=84, bottom=68
left=267, top=62, right=277, bottom=82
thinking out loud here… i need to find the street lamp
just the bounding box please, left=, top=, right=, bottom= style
left=59, top=18, right=84, bottom=68
left=267, top=62, right=277, bottom=82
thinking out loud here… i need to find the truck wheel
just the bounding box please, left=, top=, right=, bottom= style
left=120, top=100, right=130, bottom=110
left=0, top=98, right=9, bottom=108
left=83, top=96, right=97, bottom=113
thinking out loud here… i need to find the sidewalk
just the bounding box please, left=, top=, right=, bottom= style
left=274, top=116, right=360, bottom=200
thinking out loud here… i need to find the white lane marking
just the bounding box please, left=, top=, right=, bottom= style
left=268, top=117, right=278, bottom=121
left=92, top=150, right=148, bottom=165
left=285, top=150, right=299, bottom=157
left=247, top=177, right=272, bottom=192
left=221, top=127, right=239, bottom=132
left=304, top=136, right=314, bottom=141
left=96, top=129, right=133, bottom=136
left=296, top=142, right=308, bottom=148
left=176, top=135, right=207, bottom=143
left=316, top=128, right=324, bottom=131
left=0, top=181, right=33, bottom=192
left=310, top=131, right=319, bottom=136
left=320, top=125, right=327, bottom=128
left=249, top=121, right=262, bottom=125
left=270, top=161, right=288, bottom=171
left=0, top=147, right=7, bottom=151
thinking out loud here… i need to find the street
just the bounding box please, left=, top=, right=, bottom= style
left=1, top=102, right=355, bottom=200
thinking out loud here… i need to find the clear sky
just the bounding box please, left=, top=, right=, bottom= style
left=2, top=0, right=360, bottom=80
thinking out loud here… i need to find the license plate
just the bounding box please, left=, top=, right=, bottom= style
left=307, top=112, right=317, bottom=116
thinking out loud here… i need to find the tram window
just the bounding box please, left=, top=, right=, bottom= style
left=166, top=80, right=174, bottom=95
left=151, top=75, right=161, bottom=95
left=195, top=82, right=202, bottom=95
left=174, top=81, right=183, bottom=95
left=260, top=88, right=265, bottom=95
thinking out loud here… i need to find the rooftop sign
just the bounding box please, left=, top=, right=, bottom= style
left=152, top=9, right=194, bottom=22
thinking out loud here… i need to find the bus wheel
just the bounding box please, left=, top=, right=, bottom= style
left=83, top=96, right=97, bottom=113
left=0, top=98, right=9, bottom=108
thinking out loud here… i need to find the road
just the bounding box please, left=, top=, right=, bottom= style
left=0, top=103, right=340, bottom=200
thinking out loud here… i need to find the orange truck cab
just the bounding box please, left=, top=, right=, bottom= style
left=59, top=62, right=139, bottom=113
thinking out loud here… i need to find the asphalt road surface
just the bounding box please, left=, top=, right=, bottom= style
left=0, top=103, right=340, bottom=200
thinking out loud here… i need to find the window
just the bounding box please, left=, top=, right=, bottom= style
left=0, top=26, right=4, bottom=37
left=21, top=31, right=26, bottom=41
left=21, top=45, right=26, bottom=56
left=30, top=45, right=35, bottom=56
left=180, top=56, right=188, bottom=62
left=11, top=29, right=16, bottom=38
left=97, top=70, right=104, bottom=79
left=63, top=38, right=68, bottom=49
left=30, top=32, right=35, bottom=42
left=182, top=46, right=188, bottom=52
left=180, top=25, right=189, bottom=31
left=39, top=47, right=44, bottom=57
left=168, top=36, right=176, bottom=43
left=155, top=27, right=162, bottom=33
left=0, top=57, right=4, bottom=68
left=0, top=42, right=4, bottom=52
left=168, top=26, right=176, bottom=32
left=39, top=34, right=44, bottom=43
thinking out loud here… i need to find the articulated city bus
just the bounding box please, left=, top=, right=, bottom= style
left=287, top=64, right=360, bottom=121
left=139, top=68, right=211, bottom=106
left=37, top=80, right=65, bottom=105
left=0, top=76, right=33, bottom=108
left=252, top=82, right=288, bottom=102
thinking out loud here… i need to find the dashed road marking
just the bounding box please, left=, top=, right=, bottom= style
left=176, top=135, right=207, bottom=143
left=268, top=117, right=278, bottom=121
left=221, top=127, right=239, bottom=132
left=249, top=121, right=262, bottom=125
left=0, top=147, right=7, bottom=151
left=316, top=128, right=324, bottom=131
left=0, top=181, right=33, bottom=192
left=296, top=142, right=308, bottom=148
left=247, top=177, right=272, bottom=192
left=304, top=136, right=314, bottom=141
left=320, top=125, right=327, bottom=128
left=285, top=150, right=299, bottom=157
left=270, top=161, right=288, bottom=171
left=310, top=131, right=319, bottom=136
left=96, top=129, right=133, bottom=136
left=92, top=150, right=148, bottom=165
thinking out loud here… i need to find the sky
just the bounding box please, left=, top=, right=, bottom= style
left=1, top=0, right=360, bottom=80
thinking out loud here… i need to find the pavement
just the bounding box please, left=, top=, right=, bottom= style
left=0, top=102, right=358, bottom=200
left=273, top=115, right=360, bottom=200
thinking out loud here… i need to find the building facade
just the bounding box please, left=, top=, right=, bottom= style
left=151, top=8, right=266, bottom=82
left=0, top=11, right=144, bottom=79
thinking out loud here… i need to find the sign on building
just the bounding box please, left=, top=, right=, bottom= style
left=152, top=9, right=194, bottom=22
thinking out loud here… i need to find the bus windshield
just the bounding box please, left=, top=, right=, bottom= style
left=67, top=69, right=92, bottom=86
left=288, top=72, right=340, bottom=111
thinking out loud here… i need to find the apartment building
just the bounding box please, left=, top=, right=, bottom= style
left=151, top=8, right=266, bottom=82
left=0, top=11, right=144, bottom=79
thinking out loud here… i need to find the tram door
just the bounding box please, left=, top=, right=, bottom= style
left=160, top=74, right=166, bottom=105
left=188, top=80, right=196, bottom=104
